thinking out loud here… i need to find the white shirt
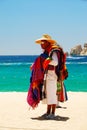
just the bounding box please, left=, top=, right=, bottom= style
left=49, top=52, right=58, bottom=66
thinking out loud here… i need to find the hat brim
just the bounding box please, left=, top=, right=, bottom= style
left=35, top=38, right=56, bottom=44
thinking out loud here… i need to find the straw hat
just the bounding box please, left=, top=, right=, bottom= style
left=35, top=34, right=56, bottom=44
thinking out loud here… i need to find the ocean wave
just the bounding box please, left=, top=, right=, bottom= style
left=66, top=62, right=87, bottom=64
left=67, top=56, right=86, bottom=60
left=0, top=62, right=87, bottom=66
left=0, top=62, right=33, bottom=66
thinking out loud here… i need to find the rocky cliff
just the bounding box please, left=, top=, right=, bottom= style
left=70, top=43, right=87, bottom=56
left=80, top=43, right=87, bottom=55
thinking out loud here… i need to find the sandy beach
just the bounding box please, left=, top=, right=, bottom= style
left=0, top=92, right=87, bottom=130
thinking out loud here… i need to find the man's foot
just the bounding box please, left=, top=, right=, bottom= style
left=45, top=114, right=51, bottom=119
left=50, top=114, right=55, bottom=119
left=45, top=114, right=55, bottom=119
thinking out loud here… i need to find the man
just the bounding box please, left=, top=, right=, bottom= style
left=27, top=34, right=68, bottom=119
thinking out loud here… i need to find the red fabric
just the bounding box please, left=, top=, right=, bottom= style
left=27, top=83, right=40, bottom=109
left=27, top=55, right=46, bottom=109
left=31, top=57, right=44, bottom=82
left=43, top=58, right=52, bottom=70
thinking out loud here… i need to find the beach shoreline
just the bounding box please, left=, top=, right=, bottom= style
left=0, top=92, right=87, bottom=130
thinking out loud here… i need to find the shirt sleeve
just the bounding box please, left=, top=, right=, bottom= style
left=49, top=52, right=58, bottom=66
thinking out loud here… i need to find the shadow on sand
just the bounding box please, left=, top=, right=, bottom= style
left=56, top=105, right=67, bottom=109
left=31, top=114, right=69, bottom=121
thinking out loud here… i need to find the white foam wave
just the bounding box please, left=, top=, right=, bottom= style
left=66, top=62, right=87, bottom=64
left=0, top=62, right=33, bottom=66
left=0, top=61, right=87, bottom=66
left=67, top=56, right=85, bottom=60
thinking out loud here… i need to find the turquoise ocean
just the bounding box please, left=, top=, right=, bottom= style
left=0, top=55, right=87, bottom=92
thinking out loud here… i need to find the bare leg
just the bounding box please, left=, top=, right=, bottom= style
left=47, top=105, right=51, bottom=115
left=52, top=104, right=56, bottom=115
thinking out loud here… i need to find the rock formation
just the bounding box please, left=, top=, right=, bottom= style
left=70, top=45, right=82, bottom=55
left=70, top=43, right=87, bottom=56
left=80, top=43, right=87, bottom=55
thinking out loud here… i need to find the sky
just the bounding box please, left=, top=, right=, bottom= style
left=0, top=0, right=87, bottom=55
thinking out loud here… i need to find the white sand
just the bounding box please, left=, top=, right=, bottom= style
left=0, top=92, right=87, bottom=130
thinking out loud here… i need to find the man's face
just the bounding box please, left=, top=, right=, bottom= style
left=40, top=40, right=50, bottom=50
